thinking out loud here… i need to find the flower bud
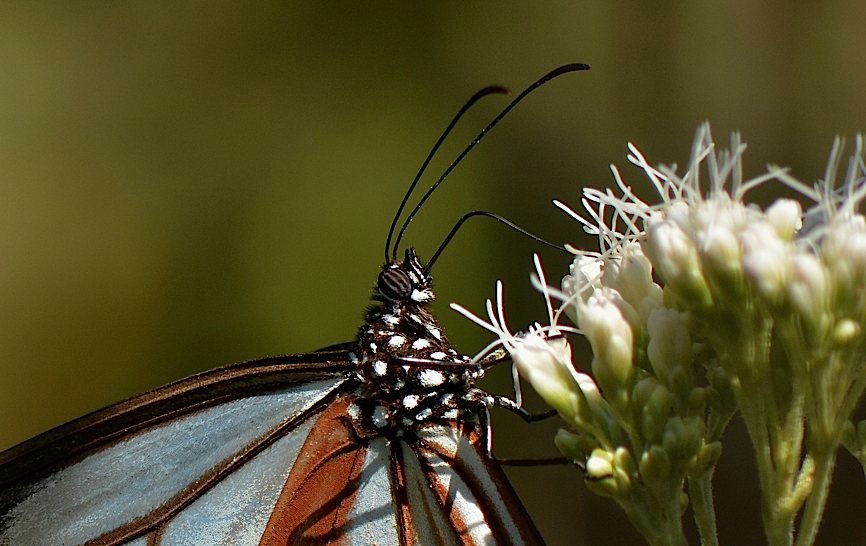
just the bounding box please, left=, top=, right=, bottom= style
left=741, top=222, right=789, bottom=302
left=554, top=428, right=595, bottom=462
left=511, top=333, right=580, bottom=421
left=788, top=253, right=829, bottom=323
left=646, top=308, right=693, bottom=393
left=696, top=223, right=742, bottom=283
left=765, top=198, right=803, bottom=240
left=645, top=219, right=712, bottom=307
left=578, top=291, right=635, bottom=394
left=586, top=448, right=615, bottom=479
left=610, top=243, right=664, bottom=321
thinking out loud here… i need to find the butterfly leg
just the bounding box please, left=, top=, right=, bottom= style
left=473, top=389, right=558, bottom=423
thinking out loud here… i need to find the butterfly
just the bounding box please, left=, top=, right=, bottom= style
left=0, top=63, right=588, bottom=546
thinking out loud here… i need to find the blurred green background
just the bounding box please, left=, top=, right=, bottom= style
left=1, top=3, right=865, bottom=545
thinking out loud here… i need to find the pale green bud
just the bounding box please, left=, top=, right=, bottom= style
left=554, top=428, right=595, bottom=462
left=831, top=319, right=860, bottom=346
left=690, top=441, right=723, bottom=476
left=640, top=384, right=674, bottom=444
left=646, top=308, right=693, bottom=392
left=639, top=444, right=672, bottom=486
left=586, top=448, right=615, bottom=479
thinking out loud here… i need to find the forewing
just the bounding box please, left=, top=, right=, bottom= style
left=0, top=351, right=354, bottom=546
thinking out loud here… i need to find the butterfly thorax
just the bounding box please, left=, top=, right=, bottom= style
left=348, top=249, right=482, bottom=438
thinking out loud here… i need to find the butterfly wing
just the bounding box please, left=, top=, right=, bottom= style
left=0, top=350, right=354, bottom=545
left=0, top=350, right=542, bottom=546
left=259, top=395, right=544, bottom=546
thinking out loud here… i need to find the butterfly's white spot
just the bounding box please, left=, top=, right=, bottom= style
left=372, top=360, right=387, bottom=376
left=372, top=405, right=389, bottom=428
left=418, top=369, right=445, bottom=387
left=443, top=409, right=459, bottom=419
left=430, top=351, right=448, bottom=360
left=382, top=314, right=399, bottom=326
left=389, top=335, right=406, bottom=347
left=411, top=289, right=433, bottom=303
left=402, top=365, right=410, bottom=373
left=440, top=393, right=454, bottom=405
left=347, top=403, right=362, bottom=420
left=393, top=379, right=405, bottom=389
left=415, top=408, right=433, bottom=421
left=369, top=342, right=378, bottom=352
left=403, top=394, right=420, bottom=409
left=427, top=324, right=442, bottom=340
left=412, top=338, right=431, bottom=350
left=348, top=352, right=359, bottom=364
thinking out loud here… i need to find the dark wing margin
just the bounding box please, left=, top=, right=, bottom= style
left=0, top=350, right=356, bottom=545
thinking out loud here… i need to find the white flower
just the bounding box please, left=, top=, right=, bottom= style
left=578, top=289, right=634, bottom=391
left=766, top=198, right=803, bottom=240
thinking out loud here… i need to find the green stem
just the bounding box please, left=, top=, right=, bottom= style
left=624, top=496, right=688, bottom=546
left=794, top=451, right=836, bottom=546
left=688, top=472, right=719, bottom=546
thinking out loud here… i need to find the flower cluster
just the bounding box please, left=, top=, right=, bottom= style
left=457, top=125, right=866, bottom=546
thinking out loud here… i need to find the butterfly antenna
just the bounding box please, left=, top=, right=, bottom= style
left=425, top=210, right=565, bottom=272
left=391, top=63, right=590, bottom=259
left=384, top=85, right=509, bottom=263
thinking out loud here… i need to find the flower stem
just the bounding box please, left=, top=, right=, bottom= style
left=794, top=450, right=836, bottom=546
left=688, top=472, right=719, bottom=546
left=624, top=497, right=688, bottom=546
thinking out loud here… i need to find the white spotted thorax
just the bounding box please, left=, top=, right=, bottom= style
left=347, top=248, right=482, bottom=437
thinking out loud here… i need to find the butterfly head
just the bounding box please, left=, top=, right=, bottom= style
left=377, top=248, right=433, bottom=304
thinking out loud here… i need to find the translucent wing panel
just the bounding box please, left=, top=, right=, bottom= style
left=343, top=438, right=400, bottom=545
left=2, top=378, right=345, bottom=545
left=399, top=441, right=461, bottom=546
left=157, top=416, right=316, bottom=545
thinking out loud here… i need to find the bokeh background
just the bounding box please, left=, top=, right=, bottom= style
left=1, top=3, right=865, bottom=544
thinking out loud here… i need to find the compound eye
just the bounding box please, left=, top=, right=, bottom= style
left=378, top=267, right=412, bottom=302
